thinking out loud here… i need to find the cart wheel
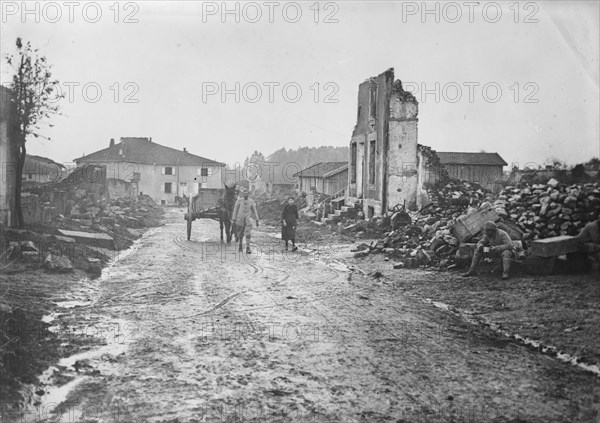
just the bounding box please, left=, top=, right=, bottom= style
left=186, top=216, right=192, bottom=240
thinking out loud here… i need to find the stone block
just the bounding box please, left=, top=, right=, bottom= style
left=57, top=229, right=115, bottom=249
left=530, top=235, right=579, bottom=258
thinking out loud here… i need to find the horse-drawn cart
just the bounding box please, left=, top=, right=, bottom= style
left=184, top=188, right=222, bottom=240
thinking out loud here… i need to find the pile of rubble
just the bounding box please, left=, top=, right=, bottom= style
left=57, top=194, right=163, bottom=249
left=352, top=221, right=459, bottom=269
left=493, top=180, right=600, bottom=240
left=1, top=195, right=164, bottom=278
left=1, top=229, right=106, bottom=276
left=350, top=179, right=492, bottom=268
left=423, top=179, right=491, bottom=216
left=256, top=191, right=307, bottom=225
left=67, top=194, right=162, bottom=229
left=352, top=178, right=600, bottom=270
left=2, top=240, right=73, bottom=272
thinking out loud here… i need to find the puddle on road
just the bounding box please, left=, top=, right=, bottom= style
left=37, top=365, right=88, bottom=417
left=19, top=315, right=133, bottom=421
left=59, top=342, right=128, bottom=368
left=41, top=312, right=58, bottom=324
left=18, top=237, right=149, bottom=420
left=55, top=300, right=93, bottom=309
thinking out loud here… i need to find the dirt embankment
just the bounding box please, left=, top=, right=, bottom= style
left=0, top=199, right=164, bottom=409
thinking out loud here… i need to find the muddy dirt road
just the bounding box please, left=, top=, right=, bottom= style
left=19, top=210, right=599, bottom=422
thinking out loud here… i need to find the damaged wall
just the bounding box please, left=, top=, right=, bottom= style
left=107, top=178, right=134, bottom=199
left=387, top=80, right=420, bottom=211
left=347, top=68, right=421, bottom=216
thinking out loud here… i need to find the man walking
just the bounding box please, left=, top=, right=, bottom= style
left=462, top=221, right=515, bottom=280
left=232, top=189, right=260, bottom=253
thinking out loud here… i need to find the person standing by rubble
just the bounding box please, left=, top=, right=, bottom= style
left=576, top=215, right=600, bottom=271
left=281, top=196, right=299, bottom=251
left=462, top=221, right=515, bottom=280
left=232, top=188, right=260, bottom=254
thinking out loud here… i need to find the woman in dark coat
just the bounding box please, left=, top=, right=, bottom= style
left=281, top=197, right=299, bottom=251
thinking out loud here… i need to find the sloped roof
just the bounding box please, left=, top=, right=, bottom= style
left=323, top=163, right=348, bottom=179
left=24, top=155, right=65, bottom=173
left=293, top=162, right=347, bottom=178
left=74, top=137, right=224, bottom=167
left=436, top=152, right=507, bottom=166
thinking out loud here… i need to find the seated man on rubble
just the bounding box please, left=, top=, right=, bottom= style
left=462, top=221, right=515, bottom=280
left=576, top=215, right=600, bottom=271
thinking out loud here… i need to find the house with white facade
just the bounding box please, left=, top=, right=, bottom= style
left=74, top=137, right=225, bottom=205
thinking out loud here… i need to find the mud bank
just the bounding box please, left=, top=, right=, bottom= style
left=351, top=253, right=600, bottom=370
left=0, top=221, right=161, bottom=420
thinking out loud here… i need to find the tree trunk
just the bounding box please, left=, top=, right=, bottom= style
left=14, top=141, right=25, bottom=228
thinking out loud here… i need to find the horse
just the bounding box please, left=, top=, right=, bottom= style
left=217, top=183, right=237, bottom=243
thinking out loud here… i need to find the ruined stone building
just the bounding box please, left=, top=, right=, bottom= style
left=346, top=69, right=507, bottom=216
left=347, top=68, right=429, bottom=217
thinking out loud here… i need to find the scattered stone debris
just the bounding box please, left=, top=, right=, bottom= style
left=347, top=179, right=600, bottom=270
left=1, top=194, right=164, bottom=276
left=256, top=192, right=307, bottom=225
left=494, top=182, right=600, bottom=240
left=44, top=253, right=74, bottom=273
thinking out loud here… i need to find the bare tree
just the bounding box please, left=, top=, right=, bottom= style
left=5, top=38, right=63, bottom=227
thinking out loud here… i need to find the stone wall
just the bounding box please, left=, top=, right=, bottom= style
left=107, top=178, right=134, bottom=199
left=386, top=80, right=419, bottom=211
left=347, top=68, right=420, bottom=216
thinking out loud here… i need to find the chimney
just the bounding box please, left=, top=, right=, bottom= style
left=109, top=138, right=115, bottom=147
left=183, top=147, right=187, bottom=153
left=149, top=137, right=152, bottom=142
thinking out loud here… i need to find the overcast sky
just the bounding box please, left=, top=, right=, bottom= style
left=1, top=1, right=598, bottom=168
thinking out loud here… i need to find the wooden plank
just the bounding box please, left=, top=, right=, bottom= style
left=530, top=235, right=580, bottom=258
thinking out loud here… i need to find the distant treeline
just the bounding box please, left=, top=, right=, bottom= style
left=267, top=146, right=349, bottom=168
